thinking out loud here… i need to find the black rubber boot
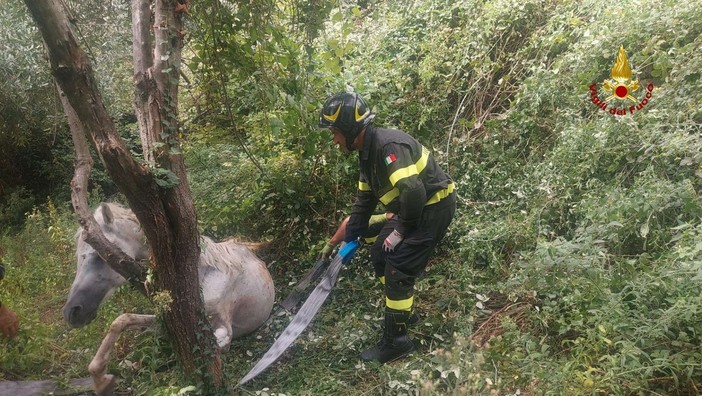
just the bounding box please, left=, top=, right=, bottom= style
left=377, top=311, right=420, bottom=327
left=361, top=308, right=416, bottom=363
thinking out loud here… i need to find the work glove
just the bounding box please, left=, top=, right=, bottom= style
left=338, top=240, right=360, bottom=264
left=383, top=229, right=404, bottom=252
left=319, top=242, right=335, bottom=262
left=0, top=304, right=19, bottom=339
left=368, top=213, right=388, bottom=226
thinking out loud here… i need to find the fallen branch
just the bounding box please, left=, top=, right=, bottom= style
left=0, top=377, right=93, bottom=396
left=89, top=313, right=156, bottom=396
left=471, top=302, right=532, bottom=347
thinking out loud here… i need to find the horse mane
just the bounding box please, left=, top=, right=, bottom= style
left=222, top=238, right=268, bottom=252
left=200, top=236, right=263, bottom=276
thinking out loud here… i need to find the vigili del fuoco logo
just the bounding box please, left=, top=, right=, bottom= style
left=589, top=46, right=654, bottom=116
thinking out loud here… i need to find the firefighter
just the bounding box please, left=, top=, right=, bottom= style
left=318, top=92, right=456, bottom=363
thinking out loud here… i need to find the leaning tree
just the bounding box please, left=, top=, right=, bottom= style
left=24, top=0, right=224, bottom=390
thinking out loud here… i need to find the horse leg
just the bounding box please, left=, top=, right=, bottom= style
left=88, top=313, right=155, bottom=396
left=213, top=321, right=233, bottom=351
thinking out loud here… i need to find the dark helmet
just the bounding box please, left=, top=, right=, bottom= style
left=318, top=92, right=375, bottom=150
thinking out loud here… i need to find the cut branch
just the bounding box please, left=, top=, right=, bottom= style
left=89, top=313, right=156, bottom=396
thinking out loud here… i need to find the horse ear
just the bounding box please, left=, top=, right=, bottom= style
left=100, top=203, right=114, bottom=225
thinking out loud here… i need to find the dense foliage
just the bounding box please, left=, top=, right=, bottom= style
left=1, top=0, right=701, bottom=394
left=0, top=1, right=137, bottom=229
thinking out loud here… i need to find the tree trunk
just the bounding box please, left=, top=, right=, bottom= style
left=24, top=0, right=223, bottom=389
left=131, top=0, right=156, bottom=166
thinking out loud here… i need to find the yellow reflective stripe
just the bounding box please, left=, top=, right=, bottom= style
left=381, top=182, right=454, bottom=206
left=388, top=147, right=430, bottom=186
left=355, top=105, right=370, bottom=122
left=322, top=104, right=341, bottom=122
left=358, top=181, right=371, bottom=191
left=386, top=296, right=414, bottom=311
left=379, top=187, right=400, bottom=205
left=389, top=164, right=418, bottom=186
left=378, top=276, right=385, bottom=285
left=426, top=182, right=455, bottom=205
left=364, top=236, right=378, bottom=244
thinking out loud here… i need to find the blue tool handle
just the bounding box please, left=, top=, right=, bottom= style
left=338, top=239, right=360, bottom=263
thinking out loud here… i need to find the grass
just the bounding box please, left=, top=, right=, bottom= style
left=2, top=1, right=702, bottom=392
left=0, top=208, right=501, bottom=394
left=5, top=200, right=699, bottom=395
left=229, top=254, right=488, bottom=396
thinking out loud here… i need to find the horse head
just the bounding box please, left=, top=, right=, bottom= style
left=63, top=203, right=148, bottom=327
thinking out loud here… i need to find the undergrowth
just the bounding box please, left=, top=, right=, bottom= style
left=1, top=0, right=701, bottom=395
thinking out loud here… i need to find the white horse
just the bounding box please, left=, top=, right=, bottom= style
left=63, top=202, right=275, bottom=349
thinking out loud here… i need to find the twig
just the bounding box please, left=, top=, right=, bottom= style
left=445, top=85, right=473, bottom=172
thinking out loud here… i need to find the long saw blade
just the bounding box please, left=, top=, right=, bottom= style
left=278, top=258, right=329, bottom=313
left=238, top=254, right=345, bottom=385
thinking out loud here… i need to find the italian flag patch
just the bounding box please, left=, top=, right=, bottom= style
left=384, top=153, right=397, bottom=166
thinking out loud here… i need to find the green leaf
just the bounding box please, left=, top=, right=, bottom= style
left=152, top=167, right=180, bottom=189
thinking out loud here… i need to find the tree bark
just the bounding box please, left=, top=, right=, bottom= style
left=131, top=0, right=156, bottom=166
left=24, top=0, right=223, bottom=389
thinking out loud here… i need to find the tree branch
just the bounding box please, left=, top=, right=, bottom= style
left=59, top=86, right=147, bottom=295
left=88, top=313, right=156, bottom=396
